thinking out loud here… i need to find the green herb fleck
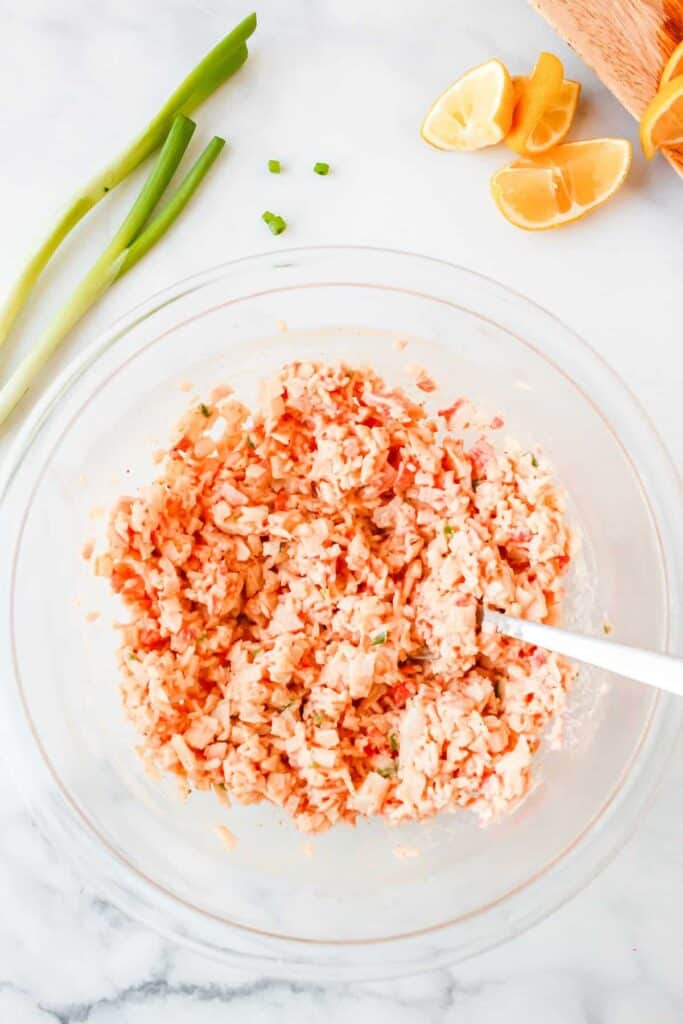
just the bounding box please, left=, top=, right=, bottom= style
left=246, top=436, right=256, bottom=449
left=268, top=159, right=281, bottom=174
left=199, top=402, right=210, bottom=417
left=376, top=766, right=396, bottom=779
left=603, top=623, right=612, bottom=635
left=262, top=210, right=287, bottom=235
left=278, top=700, right=295, bottom=713
left=313, top=161, right=330, bottom=175
left=127, top=651, right=138, bottom=662
left=195, top=631, right=208, bottom=646
left=531, top=454, right=539, bottom=468
left=389, top=732, right=399, bottom=754
left=371, top=631, right=387, bottom=646
left=319, top=586, right=329, bottom=599
left=444, top=523, right=454, bottom=537
left=313, top=712, right=324, bottom=727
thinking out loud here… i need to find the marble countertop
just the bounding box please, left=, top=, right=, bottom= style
left=1, top=1, right=681, bottom=1020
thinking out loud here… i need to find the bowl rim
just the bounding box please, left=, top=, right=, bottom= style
left=1, top=245, right=681, bottom=978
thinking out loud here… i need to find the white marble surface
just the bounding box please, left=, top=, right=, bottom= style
left=1, top=1, right=681, bottom=1020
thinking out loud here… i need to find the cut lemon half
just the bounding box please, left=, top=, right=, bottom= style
left=421, top=59, right=515, bottom=151
left=506, top=52, right=564, bottom=154
left=640, top=74, right=683, bottom=158
left=511, top=75, right=580, bottom=153
left=490, top=138, right=632, bottom=230
left=660, top=40, right=683, bottom=87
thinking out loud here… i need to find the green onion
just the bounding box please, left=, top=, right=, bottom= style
left=268, top=159, right=281, bottom=173
left=118, top=137, right=225, bottom=277
left=603, top=623, right=612, bottom=635
left=371, top=631, right=387, bottom=646
left=531, top=454, right=539, bottom=468
left=376, top=766, right=396, bottom=779
left=389, top=733, right=399, bottom=754
left=313, top=712, right=324, bottom=727
left=246, top=436, right=256, bottom=449
left=313, top=161, right=330, bottom=175
left=200, top=402, right=211, bottom=417
left=444, top=524, right=454, bottom=536
left=262, top=210, right=287, bottom=235
left=0, top=14, right=256, bottom=354
left=0, top=117, right=224, bottom=425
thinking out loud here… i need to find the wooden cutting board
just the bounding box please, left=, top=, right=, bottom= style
left=530, top=0, right=683, bottom=173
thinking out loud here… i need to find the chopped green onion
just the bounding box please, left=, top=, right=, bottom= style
left=0, top=14, right=256, bottom=354
left=603, top=623, right=612, bottom=635
left=376, top=766, right=396, bottom=779
left=444, top=524, right=454, bottom=536
left=246, top=436, right=256, bottom=449
left=313, top=712, right=324, bottom=727
left=0, top=117, right=225, bottom=425
left=389, top=733, right=399, bottom=754
left=531, top=454, right=539, bottom=468
left=200, top=403, right=211, bottom=417
left=268, top=159, right=281, bottom=173
left=279, top=700, right=296, bottom=713
left=313, top=161, right=330, bottom=175
left=262, top=210, right=287, bottom=235
left=371, top=631, right=387, bottom=646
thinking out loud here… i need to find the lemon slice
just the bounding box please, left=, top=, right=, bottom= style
left=640, top=74, right=683, bottom=159
left=421, top=59, right=515, bottom=151
left=490, top=138, right=632, bottom=230
left=506, top=52, right=564, bottom=154
left=660, top=40, right=683, bottom=87
left=512, top=76, right=580, bottom=154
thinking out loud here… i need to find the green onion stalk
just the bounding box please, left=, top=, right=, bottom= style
left=0, top=12, right=256, bottom=352
left=0, top=116, right=225, bottom=425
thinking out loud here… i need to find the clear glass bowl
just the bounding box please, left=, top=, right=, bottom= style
left=0, top=247, right=680, bottom=979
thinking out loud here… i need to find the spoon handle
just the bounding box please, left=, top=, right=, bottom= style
left=483, top=609, right=683, bottom=698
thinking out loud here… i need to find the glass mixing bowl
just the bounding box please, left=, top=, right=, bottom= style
left=0, top=247, right=680, bottom=979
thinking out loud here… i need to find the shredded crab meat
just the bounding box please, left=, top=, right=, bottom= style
left=212, top=824, right=238, bottom=850
left=99, top=361, right=576, bottom=833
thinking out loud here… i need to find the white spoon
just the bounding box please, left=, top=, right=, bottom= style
left=483, top=609, right=683, bottom=698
